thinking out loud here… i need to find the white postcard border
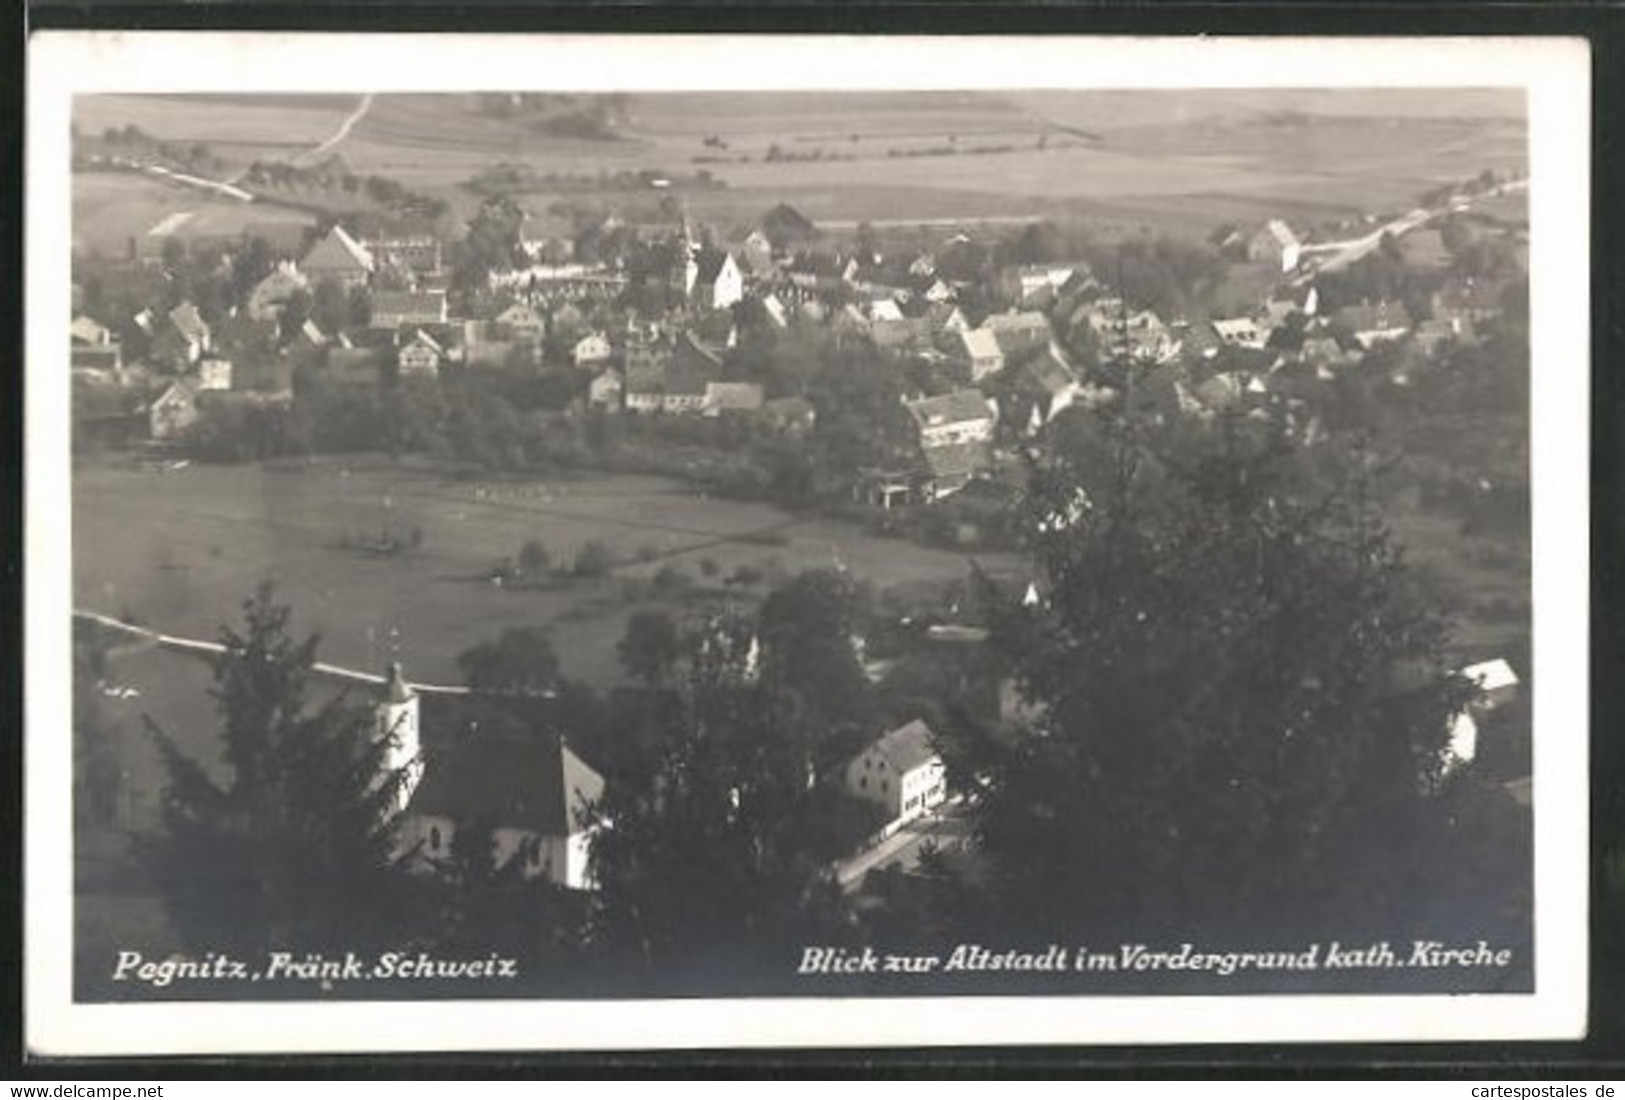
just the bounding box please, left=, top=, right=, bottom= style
left=25, top=31, right=1592, bottom=1055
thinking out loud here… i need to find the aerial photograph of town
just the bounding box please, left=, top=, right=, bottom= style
left=65, top=84, right=1534, bottom=1003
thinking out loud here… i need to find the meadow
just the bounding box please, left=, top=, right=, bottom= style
left=73, top=456, right=1013, bottom=690
left=73, top=170, right=316, bottom=256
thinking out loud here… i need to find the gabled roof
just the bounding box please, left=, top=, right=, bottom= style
left=959, top=327, right=1003, bottom=361
left=70, top=316, right=111, bottom=345
left=922, top=439, right=993, bottom=482
left=864, top=718, right=939, bottom=775
left=372, top=290, right=446, bottom=318
left=301, top=225, right=374, bottom=275
left=1022, top=343, right=1078, bottom=396
left=169, top=302, right=210, bottom=343
left=984, top=310, right=1051, bottom=335
left=692, top=249, right=735, bottom=286
left=1462, top=658, right=1519, bottom=695
left=1256, top=219, right=1300, bottom=249
left=408, top=736, right=604, bottom=836
left=906, top=390, right=996, bottom=430
left=704, top=381, right=765, bottom=411
left=402, top=328, right=445, bottom=357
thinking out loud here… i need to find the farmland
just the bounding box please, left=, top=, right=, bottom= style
left=73, top=456, right=1016, bottom=689
left=73, top=89, right=1528, bottom=240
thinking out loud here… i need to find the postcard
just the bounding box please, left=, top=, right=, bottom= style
left=25, top=31, right=1590, bottom=1055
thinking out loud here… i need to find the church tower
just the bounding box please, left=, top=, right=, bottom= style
left=374, top=661, right=424, bottom=815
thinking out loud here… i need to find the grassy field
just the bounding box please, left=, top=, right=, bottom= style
left=76, top=93, right=355, bottom=148
left=71, top=90, right=1529, bottom=241
left=73, top=171, right=317, bottom=256
left=73, top=457, right=1011, bottom=690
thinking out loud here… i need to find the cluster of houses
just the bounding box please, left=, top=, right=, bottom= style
left=72, top=187, right=1525, bottom=516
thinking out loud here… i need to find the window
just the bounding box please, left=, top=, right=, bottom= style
left=881, top=779, right=888, bottom=792
left=428, top=825, right=441, bottom=852
left=860, top=776, right=868, bottom=790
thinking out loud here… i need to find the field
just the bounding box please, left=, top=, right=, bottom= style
left=73, top=171, right=316, bottom=256
left=73, top=457, right=1014, bottom=689
left=71, top=89, right=1529, bottom=241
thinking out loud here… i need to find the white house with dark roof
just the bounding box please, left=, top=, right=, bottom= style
left=398, top=736, right=605, bottom=890
left=843, top=718, right=946, bottom=829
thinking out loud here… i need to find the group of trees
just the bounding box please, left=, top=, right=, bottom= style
left=131, top=392, right=1526, bottom=991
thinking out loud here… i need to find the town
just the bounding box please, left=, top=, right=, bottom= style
left=68, top=91, right=1534, bottom=999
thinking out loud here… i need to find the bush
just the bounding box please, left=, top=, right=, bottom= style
left=698, top=557, right=720, bottom=578
left=573, top=540, right=614, bottom=577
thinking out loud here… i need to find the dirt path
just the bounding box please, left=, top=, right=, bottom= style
left=297, top=92, right=375, bottom=165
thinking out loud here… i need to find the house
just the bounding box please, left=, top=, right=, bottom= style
left=759, top=203, right=818, bottom=251
left=1462, top=658, right=1520, bottom=710
left=702, top=382, right=765, bottom=417
left=365, top=236, right=444, bottom=282
left=397, top=329, right=447, bottom=378
left=572, top=331, right=614, bottom=370
left=168, top=301, right=213, bottom=361
left=905, top=390, right=997, bottom=448
left=371, top=289, right=448, bottom=330
left=1000, top=262, right=1089, bottom=306
left=517, top=213, right=576, bottom=264
left=920, top=440, right=994, bottom=500
left=196, top=358, right=233, bottom=391
left=148, top=380, right=199, bottom=440
left=685, top=249, right=744, bottom=312
left=71, top=345, right=124, bottom=378
left=247, top=262, right=311, bottom=322
left=588, top=369, right=624, bottom=412
left=1412, top=315, right=1477, bottom=355
left=853, top=467, right=918, bottom=511
left=494, top=302, right=546, bottom=342
left=1211, top=316, right=1265, bottom=349
left=1334, top=301, right=1411, bottom=349
left=398, top=736, right=605, bottom=890
left=759, top=293, right=790, bottom=330
left=956, top=327, right=1006, bottom=382
left=843, top=719, right=947, bottom=829
left=1015, top=342, right=1083, bottom=431
left=1247, top=219, right=1302, bottom=274
left=1398, top=229, right=1452, bottom=272
left=983, top=310, right=1052, bottom=360
left=759, top=394, right=817, bottom=436
left=300, top=225, right=375, bottom=288
left=70, top=315, right=113, bottom=346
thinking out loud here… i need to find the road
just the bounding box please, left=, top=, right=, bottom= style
left=1295, top=179, right=1528, bottom=282
left=297, top=92, right=375, bottom=165
left=834, top=802, right=974, bottom=890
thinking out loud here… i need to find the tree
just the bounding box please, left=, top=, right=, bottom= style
left=617, top=609, right=681, bottom=687
left=938, top=410, right=1472, bottom=941
left=457, top=626, right=562, bottom=697
left=140, top=584, right=414, bottom=954
left=586, top=612, right=850, bottom=989
left=755, top=569, right=877, bottom=762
